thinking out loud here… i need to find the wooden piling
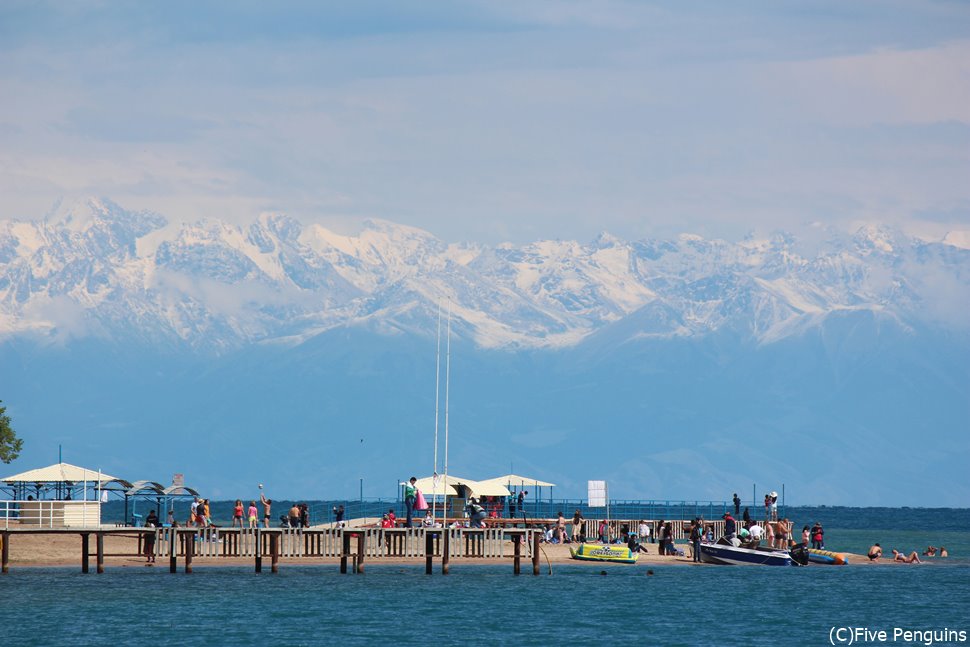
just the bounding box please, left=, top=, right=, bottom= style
left=513, top=534, right=521, bottom=575
left=96, top=532, right=104, bottom=574
left=80, top=533, right=90, bottom=574
left=2, top=531, right=10, bottom=573
left=425, top=531, right=434, bottom=574
left=340, top=531, right=350, bottom=574
left=441, top=531, right=450, bottom=575
left=169, top=530, right=177, bottom=573
left=185, top=531, right=194, bottom=574
left=254, top=529, right=262, bottom=573
left=532, top=532, right=540, bottom=576
left=271, top=532, right=279, bottom=574
left=355, top=532, right=364, bottom=574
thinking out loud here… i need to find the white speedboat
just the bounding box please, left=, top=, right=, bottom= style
left=699, top=539, right=803, bottom=566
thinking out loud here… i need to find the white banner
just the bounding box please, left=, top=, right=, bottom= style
left=588, top=480, right=607, bottom=507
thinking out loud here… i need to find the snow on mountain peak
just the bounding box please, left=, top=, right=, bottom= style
left=942, top=230, right=970, bottom=250
left=2, top=200, right=967, bottom=349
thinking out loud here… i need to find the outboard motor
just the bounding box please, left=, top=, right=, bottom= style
left=790, top=545, right=810, bottom=566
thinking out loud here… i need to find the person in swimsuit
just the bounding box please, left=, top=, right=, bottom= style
left=260, top=492, right=272, bottom=528
left=232, top=500, right=244, bottom=527
left=892, top=549, right=921, bottom=563
left=247, top=501, right=258, bottom=528
left=867, top=543, right=882, bottom=560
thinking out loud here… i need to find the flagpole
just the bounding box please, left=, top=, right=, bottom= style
left=443, top=299, right=451, bottom=522
left=432, top=300, right=442, bottom=524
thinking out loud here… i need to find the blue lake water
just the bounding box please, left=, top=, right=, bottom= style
left=2, top=506, right=968, bottom=645
left=1, top=563, right=968, bottom=646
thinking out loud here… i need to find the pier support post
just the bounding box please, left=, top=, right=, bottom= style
left=356, top=533, right=364, bottom=574
left=441, top=532, right=450, bottom=575
left=169, top=530, right=177, bottom=573
left=96, top=532, right=104, bottom=574
left=340, top=531, right=350, bottom=574
left=255, top=529, right=262, bottom=573
left=271, top=532, right=279, bottom=574
left=81, top=533, right=90, bottom=574
left=185, top=531, right=194, bottom=574
left=2, top=531, right=10, bottom=573
left=513, top=534, right=521, bottom=575
left=532, top=532, right=540, bottom=576
left=425, top=531, right=434, bottom=575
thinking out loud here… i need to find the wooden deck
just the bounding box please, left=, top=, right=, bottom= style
left=0, top=526, right=542, bottom=575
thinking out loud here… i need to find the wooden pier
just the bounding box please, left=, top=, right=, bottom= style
left=0, top=526, right=541, bottom=575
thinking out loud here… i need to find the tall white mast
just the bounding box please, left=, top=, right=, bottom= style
left=443, top=299, right=452, bottom=520
left=432, top=300, right=442, bottom=523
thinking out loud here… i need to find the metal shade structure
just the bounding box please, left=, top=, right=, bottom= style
left=2, top=462, right=124, bottom=485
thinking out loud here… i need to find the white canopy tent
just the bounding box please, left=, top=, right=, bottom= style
left=407, top=475, right=512, bottom=500
left=1, top=462, right=128, bottom=501
left=477, top=474, right=556, bottom=489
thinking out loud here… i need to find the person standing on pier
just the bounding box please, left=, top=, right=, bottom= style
left=733, top=493, right=741, bottom=516
left=232, top=500, right=244, bottom=527
left=260, top=492, right=272, bottom=529
left=248, top=501, right=258, bottom=529
left=404, top=477, right=418, bottom=527
left=144, top=509, right=159, bottom=564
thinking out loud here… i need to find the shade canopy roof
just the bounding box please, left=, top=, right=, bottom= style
left=478, top=474, right=556, bottom=488
left=407, top=474, right=511, bottom=498
left=2, top=462, right=125, bottom=485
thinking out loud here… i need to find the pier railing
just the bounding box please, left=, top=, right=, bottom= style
left=1, top=499, right=102, bottom=529
left=147, top=527, right=537, bottom=560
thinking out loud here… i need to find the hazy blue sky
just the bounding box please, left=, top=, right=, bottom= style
left=1, top=1, right=968, bottom=244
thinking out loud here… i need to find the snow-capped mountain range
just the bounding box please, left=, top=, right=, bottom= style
left=1, top=198, right=967, bottom=350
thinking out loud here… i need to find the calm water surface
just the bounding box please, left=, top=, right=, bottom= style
left=2, top=562, right=968, bottom=646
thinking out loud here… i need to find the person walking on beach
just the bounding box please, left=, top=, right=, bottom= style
left=638, top=520, right=651, bottom=545
left=260, top=492, right=272, bottom=529
left=404, top=477, right=418, bottom=527
left=555, top=511, right=567, bottom=542
left=572, top=510, right=585, bottom=542
left=689, top=520, right=702, bottom=562
left=733, top=493, right=741, bottom=516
